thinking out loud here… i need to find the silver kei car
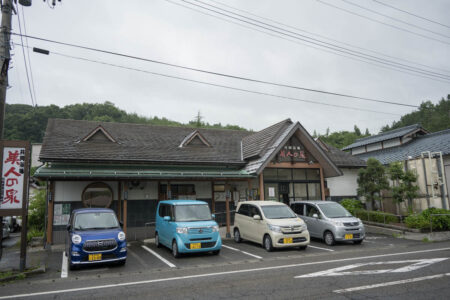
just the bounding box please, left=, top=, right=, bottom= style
left=290, top=201, right=365, bottom=246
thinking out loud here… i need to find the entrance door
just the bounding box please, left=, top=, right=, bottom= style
left=279, top=183, right=290, bottom=205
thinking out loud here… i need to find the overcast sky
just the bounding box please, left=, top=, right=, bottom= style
left=7, top=0, right=450, bottom=134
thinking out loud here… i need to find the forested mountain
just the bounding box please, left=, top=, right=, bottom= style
left=316, top=95, right=449, bottom=149
left=4, top=102, right=246, bottom=143
left=5, top=96, right=449, bottom=147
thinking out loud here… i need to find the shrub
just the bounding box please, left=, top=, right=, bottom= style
left=405, top=208, right=450, bottom=231
left=27, top=228, right=44, bottom=243
left=340, top=198, right=363, bottom=215
left=354, top=209, right=398, bottom=224
left=28, top=189, right=46, bottom=231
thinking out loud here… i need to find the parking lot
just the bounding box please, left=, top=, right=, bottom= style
left=41, top=232, right=417, bottom=280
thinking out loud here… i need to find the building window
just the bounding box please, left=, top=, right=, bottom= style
left=82, top=182, right=113, bottom=208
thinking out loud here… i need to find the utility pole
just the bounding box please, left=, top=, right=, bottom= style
left=0, top=0, right=13, bottom=260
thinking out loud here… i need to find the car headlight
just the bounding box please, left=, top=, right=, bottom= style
left=176, top=227, right=188, bottom=234
left=357, top=218, right=363, bottom=225
left=71, top=234, right=82, bottom=245
left=268, top=224, right=282, bottom=233
left=118, top=231, right=126, bottom=241
left=300, top=223, right=308, bottom=231
left=212, top=225, right=219, bottom=232
left=330, top=220, right=344, bottom=226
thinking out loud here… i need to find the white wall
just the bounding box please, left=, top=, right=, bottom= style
left=327, top=168, right=359, bottom=197
left=383, top=138, right=401, bottom=149
left=55, top=181, right=119, bottom=202
left=31, top=144, right=42, bottom=167
left=366, top=142, right=382, bottom=152
left=352, top=146, right=366, bottom=155
left=127, top=181, right=158, bottom=200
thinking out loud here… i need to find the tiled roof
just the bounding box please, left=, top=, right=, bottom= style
left=242, top=119, right=293, bottom=159
left=355, top=129, right=450, bottom=164
left=40, top=119, right=250, bottom=165
left=342, top=124, right=426, bottom=150
left=316, top=139, right=366, bottom=168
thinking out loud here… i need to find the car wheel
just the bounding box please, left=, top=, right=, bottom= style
left=212, top=250, right=220, bottom=255
left=68, top=256, right=76, bottom=271
left=324, top=231, right=335, bottom=246
left=263, top=235, right=273, bottom=252
left=298, top=245, right=307, bottom=250
left=155, top=232, right=160, bottom=248
left=172, top=240, right=180, bottom=258
left=353, top=240, right=363, bottom=245
left=234, top=228, right=242, bottom=243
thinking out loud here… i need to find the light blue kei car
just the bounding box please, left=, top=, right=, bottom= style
left=155, top=200, right=222, bottom=258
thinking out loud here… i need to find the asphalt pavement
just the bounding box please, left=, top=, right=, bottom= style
left=1, top=234, right=449, bottom=299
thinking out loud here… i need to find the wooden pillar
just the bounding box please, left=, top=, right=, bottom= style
left=123, top=182, right=128, bottom=235
left=225, top=182, right=231, bottom=238
left=46, top=181, right=55, bottom=244
left=320, top=167, right=326, bottom=201
left=211, top=181, right=215, bottom=213
left=248, top=179, right=252, bottom=200
left=259, top=173, right=264, bottom=200
left=117, top=181, right=122, bottom=222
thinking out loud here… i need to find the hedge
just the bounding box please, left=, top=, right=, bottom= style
left=405, top=208, right=450, bottom=231
left=339, top=198, right=363, bottom=215
left=354, top=209, right=399, bottom=224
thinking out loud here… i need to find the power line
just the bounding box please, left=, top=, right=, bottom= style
left=181, top=0, right=450, bottom=81
left=9, top=32, right=420, bottom=108
left=342, top=0, right=450, bottom=39
left=316, top=0, right=450, bottom=46
left=20, top=5, right=37, bottom=106
left=16, top=6, right=35, bottom=107
left=373, top=0, right=450, bottom=30
left=208, top=0, right=450, bottom=75
left=166, top=0, right=450, bottom=85
left=15, top=42, right=403, bottom=116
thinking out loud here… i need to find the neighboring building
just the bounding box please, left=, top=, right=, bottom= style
left=344, top=125, right=450, bottom=213
left=35, top=118, right=342, bottom=244
left=316, top=139, right=366, bottom=201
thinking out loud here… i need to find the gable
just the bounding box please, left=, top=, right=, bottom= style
left=81, top=125, right=116, bottom=143
left=179, top=130, right=212, bottom=148
left=273, top=136, right=317, bottom=164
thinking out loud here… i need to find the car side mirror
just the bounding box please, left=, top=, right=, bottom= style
left=66, top=224, right=71, bottom=231
left=312, top=213, right=319, bottom=219
left=119, top=221, right=123, bottom=227
left=211, top=214, right=215, bottom=219
left=253, top=215, right=261, bottom=221
left=163, top=216, right=171, bottom=221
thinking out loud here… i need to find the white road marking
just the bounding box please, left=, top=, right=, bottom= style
left=141, top=245, right=176, bottom=268
left=61, top=251, right=68, bottom=279
left=334, top=273, right=450, bottom=294
left=222, top=245, right=263, bottom=259
left=365, top=237, right=386, bottom=240
left=2, top=247, right=450, bottom=299
left=308, top=245, right=335, bottom=252
left=296, top=258, right=448, bottom=278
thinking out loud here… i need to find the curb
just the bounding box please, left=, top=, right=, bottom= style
left=365, top=224, right=450, bottom=241
left=0, top=263, right=46, bottom=283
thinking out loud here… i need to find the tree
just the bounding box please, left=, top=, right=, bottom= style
left=357, top=158, right=389, bottom=210
left=354, top=125, right=361, bottom=136
left=388, top=162, right=419, bottom=213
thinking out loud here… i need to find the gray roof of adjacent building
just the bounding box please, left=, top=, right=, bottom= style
left=355, top=128, right=450, bottom=164
left=342, top=124, right=427, bottom=150
left=316, top=139, right=367, bottom=168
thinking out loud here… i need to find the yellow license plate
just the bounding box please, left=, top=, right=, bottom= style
left=283, top=238, right=293, bottom=244
left=88, top=254, right=102, bottom=261
left=190, top=243, right=201, bottom=249
left=345, top=234, right=353, bottom=240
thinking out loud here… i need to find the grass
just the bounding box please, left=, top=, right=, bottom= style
left=422, top=237, right=431, bottom=243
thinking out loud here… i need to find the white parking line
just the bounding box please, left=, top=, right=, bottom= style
left=222, top=245, right=263, bottom=259
left=141, top=245, right=176, bottom=268
left=334, top=273, right=450, bottom=293
left=2, top=247, right=450, bottom=299
left=61, top=252, right=68, bottom=279
left=308, top=245, right=334, bottom=252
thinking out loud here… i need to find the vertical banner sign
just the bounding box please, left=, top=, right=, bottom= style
left=0, top=140, right=30, bottom=272
left=1, top=147, right=25, bottom=209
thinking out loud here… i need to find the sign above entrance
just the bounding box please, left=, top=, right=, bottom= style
left=276, top=136, right=316, bottom=163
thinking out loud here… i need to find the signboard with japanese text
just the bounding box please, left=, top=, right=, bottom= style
left=275, top=136, right=316, bottom=163
left=0, top=141, right=30, bottom=216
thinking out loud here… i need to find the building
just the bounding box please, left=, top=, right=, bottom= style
left=343, top=125, right=450, bottom=212
left=35, top=118, right=343, bottom=244
left=316, top=139, right=366, bottom=201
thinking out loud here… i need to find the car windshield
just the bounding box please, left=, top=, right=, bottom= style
left=261, top=205, right=297, bottom=219
left=174, top=204, right=212, bottom=222
left=74, top=212, right=119, bottom=230
left=318, top=203, right=352, bottom=218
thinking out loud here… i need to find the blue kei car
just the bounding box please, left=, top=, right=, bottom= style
left=155, top=200, right=222, bottom=257
left=66, top=208, right=127, bottom=270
